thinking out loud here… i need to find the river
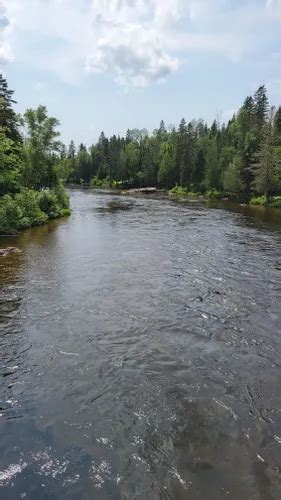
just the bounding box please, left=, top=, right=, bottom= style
left=0, top=190, right=281, bottom=499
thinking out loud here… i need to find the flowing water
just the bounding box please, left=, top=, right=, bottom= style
left=0, top=190, right=281, bottom=499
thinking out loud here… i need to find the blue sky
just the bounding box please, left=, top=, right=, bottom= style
left=0, top=0, right=280, bottom=145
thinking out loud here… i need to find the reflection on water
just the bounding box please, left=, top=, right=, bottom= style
left=0, top=190, right=281, bottom=499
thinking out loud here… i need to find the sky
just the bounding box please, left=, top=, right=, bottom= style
left=0, top=0, right=280, bottom=145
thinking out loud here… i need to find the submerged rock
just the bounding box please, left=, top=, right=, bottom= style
left=0, top=247, right=21, bottom=257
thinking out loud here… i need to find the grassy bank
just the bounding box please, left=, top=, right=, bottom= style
left=0, top=185, right=71, bottom=235
left=249, top=195, right=281, bottom=208
left=169, top=186, right=281, bottom=207
left=169, top=186, right=223, bottom=200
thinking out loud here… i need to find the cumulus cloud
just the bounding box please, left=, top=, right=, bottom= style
left=1, top=0, right=280, bottom=87
left=85, top=0, right=185, bottom=86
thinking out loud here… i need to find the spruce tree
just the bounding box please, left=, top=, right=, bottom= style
left=0, top=74, right=21, bottom=144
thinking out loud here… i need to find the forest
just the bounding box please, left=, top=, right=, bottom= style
left=66, top=84, right=281, bottom=206
left=1, top=76, right=281, bottom=235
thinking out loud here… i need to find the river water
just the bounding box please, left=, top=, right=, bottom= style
left=0, top=190, right=281, bottom=499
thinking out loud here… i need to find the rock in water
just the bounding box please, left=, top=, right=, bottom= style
left=0, top=247, right=21, bottom=257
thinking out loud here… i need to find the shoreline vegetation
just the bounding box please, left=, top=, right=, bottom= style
left=0, top=75, right=71, bottom=236
left=1, top=78, right=281, bottom=237
left=73, top=181, right=281, bottom=209
left=65, top=84, right=280, bottom=209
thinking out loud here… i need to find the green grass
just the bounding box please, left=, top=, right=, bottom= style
left=204, top=189, right=223, bottom=199
left=169, top=185, right=199, bottom=198
left=250, top=195, right=281, bottom=208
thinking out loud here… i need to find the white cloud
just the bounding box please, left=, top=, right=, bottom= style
left=1, top=0, right=281, bottom=87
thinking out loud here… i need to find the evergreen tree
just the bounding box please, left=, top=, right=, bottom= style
left=254, top=108, right=281, bottom=201
left=205, top=139, right=220, bottom=190
left=193, top=148, right=206, bottom=192
left=0, top=74, right=21, bottom=144
left=254, top=85, right=269, bottom=131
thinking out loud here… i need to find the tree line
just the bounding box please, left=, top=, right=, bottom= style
left=65, top=85, right=281, bottom=205
left=0, top=75, right=70, bottom=234
left=1, top=76, right=281, bottom=236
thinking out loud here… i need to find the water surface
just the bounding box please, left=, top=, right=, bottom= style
left=0, top=190, right=281, bottom=499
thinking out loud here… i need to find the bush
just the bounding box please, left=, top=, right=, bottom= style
left=54, top=183, right=70, bottom=209
left=169, top=185, right=199, bottom=197
left=250, top=195, right=281, bottom=208
left=90, top=176, right=103, bottom=187
left=269, top=196, right=281, bottom=208
left=249, top=195, right=265, bottom=206
left=60, top=208, right=71, bottom=217
left=90, top=176, right=116, bottom=188
left=38, top=190, right=61, bottom=219
left=0, top=185, right=71, bottom=235
left=15, top=190, right=48, bottom=226
left=205, top=189, right=222, bottom=199
left=0, top=195, right=22, bottom=234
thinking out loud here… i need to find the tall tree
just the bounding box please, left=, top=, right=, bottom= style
left=22, top=106, right=61, bottom=189
left=254, top=108, right=281, bottom=201
left=0, top=74, right=21, bottom=144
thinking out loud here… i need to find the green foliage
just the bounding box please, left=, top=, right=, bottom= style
left=269, top=196, right=281, bottom=208
left=0, top=76, right=71, bottom=235
left=15, top=190, right=48, bottom=226
left=169, top=185, right=199, bottom=197
left=253, top=109, right=281, bottom=200
left=22, top=106, right=61, bottom=189
left=0, top=195, right=22, bottom=234
left=64, top=86, right=280, bottom=205
left=223, top=156, right=243, bottom=194
left=250, top=195, right=281, bottom=208
left=54, top=182, right=70, bottom=209
left=90, top=176, right=103, bottom=187
left=38, top=190, right=62, bottom=219
left=90, top=176, right=112, bottom=188
left=205, top=189, right=222, bottom=199
left=0, top=188, right=70, bottom=234
left=0, top=75, right=22, bottom=144
left=2, top=73, right=280, bottom=227
left=0, top=127, right=22, bottom=195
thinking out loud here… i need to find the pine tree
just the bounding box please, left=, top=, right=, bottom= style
left=273, top=106, right=281, bottom=146
left=254, top=85, right=269, bottom=131
left=254, top=108, right=280, bottom=201
left=193, top=148, right=206, bottom=192
left=0, top=74, right=22, bottom=144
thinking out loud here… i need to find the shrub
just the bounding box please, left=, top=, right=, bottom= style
left=60, top=208, right=71, bottom=217
left=205, top=189, right=222, bottom=199
left=38, top=190, right=61, bottom=219
left=54, top=183, right=70, bottom=209
left=250, top=195, right=281, bottom=208
left=169, top=185, right=199, bottom=197
left=249, top=195, right=265, bottom=206
left=0, top=195, right=22, bottom=234
left=90, top=176, right=103, bottom=187
left=0, top=185, right=71, bottom=235
left=269, top=196, right=281, bottom=208
left=15, top=190, right=48, bottom=227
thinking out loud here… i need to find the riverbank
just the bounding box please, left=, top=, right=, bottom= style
left=0, top=186, right=71, bottom=236
left=169, top=186, right=281, bottom=208
left=67, top=182, right=281, bottom=210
